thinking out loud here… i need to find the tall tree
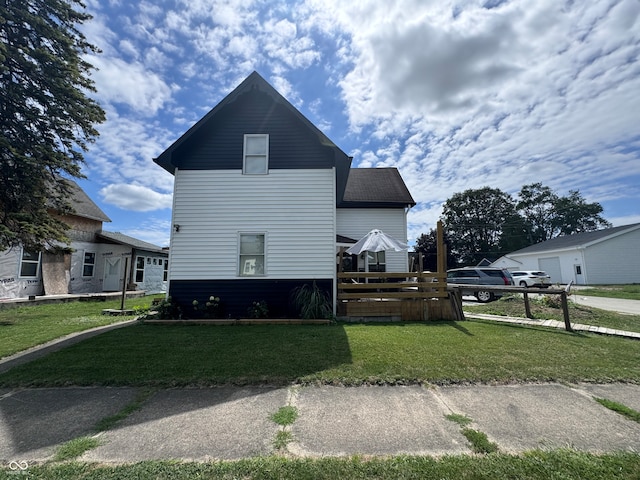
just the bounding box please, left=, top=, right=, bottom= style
left=0, top=0, right=105, bottom=251
left=414, top=228, right=457, bottom=271
left=552, top=190, right=611, bottom=236
left=516, top=183, right=558, bottom=243
left=516, top=183, right=611, bottom=241
left=441, top=187, right=520, bottom=265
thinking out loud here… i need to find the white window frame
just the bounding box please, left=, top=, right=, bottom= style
left=82, top=251, right=96, bottom=277
left=135, top=255, right=145, bottom=284
left=238, top=232, right=266, bottom=276
left=19, top=249, right=41, bottom=278
left=243, top=134, right=269, bottom=174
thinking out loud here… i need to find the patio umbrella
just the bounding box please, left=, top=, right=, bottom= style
left=345, top=229, right=409, bottom=255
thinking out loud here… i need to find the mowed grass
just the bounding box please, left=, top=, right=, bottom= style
left=1, top=320, right=638, bottom=387
left=465, top=295, right=640, bottom=333
left=0, top=295, right=162, bottom=359
left=576, top=284, right=640, bottom=301
left=17, top=450, right=640, bottom=480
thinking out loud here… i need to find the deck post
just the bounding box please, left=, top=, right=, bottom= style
left=561, top=291, right=572, bottom=331
left=523, top=292, right=533, bottom=318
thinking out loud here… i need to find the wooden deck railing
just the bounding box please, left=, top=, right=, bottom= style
left=337, top=272, right=447, bottom=300
left=336, top=271, right=462, bottom=321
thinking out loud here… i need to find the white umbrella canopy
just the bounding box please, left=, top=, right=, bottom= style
left=345, top=229, right=409, bottom=255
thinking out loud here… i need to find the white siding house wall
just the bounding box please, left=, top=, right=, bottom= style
left=493, top=227, right=640, bottom=285
left=170, top=169, right=336, bottom=280
left=584, top=229, right=640, bottom=284
left=494, top=250, right=581, bottom=284
left=336, top=208, right=409, bottom=272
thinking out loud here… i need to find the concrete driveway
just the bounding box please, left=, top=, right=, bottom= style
left=570, top=295, right=640, bottom=315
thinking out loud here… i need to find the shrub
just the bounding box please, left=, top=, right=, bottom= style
left=291, top=281, right=332, bottom=319
left=193, top=295, right=221, bottom=319
left=155, top=297, right=182, bottom=320
left=247, top=300, right=269, bottom=319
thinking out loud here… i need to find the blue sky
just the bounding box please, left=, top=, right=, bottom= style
left=77, top=0, right=640, bottom=248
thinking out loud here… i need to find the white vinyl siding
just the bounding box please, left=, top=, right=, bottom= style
left=337, top=208, right=409, bottom=272
left=170, top=169, right=336, bottom=280
left=585, top=228, right=640, bottom=284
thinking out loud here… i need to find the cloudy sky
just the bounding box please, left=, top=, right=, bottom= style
left=77, top=0, right=640, bottom=247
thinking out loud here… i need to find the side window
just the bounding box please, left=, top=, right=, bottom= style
left=20, top=249, right=41, bottom=278
left=135, top=256, right=145, bottom=283
left=482, top=270, right=502, bottom=278
left=368, top=251, right=386, bottom=272
left=239, top=233, right=265, bottom=276
left=243, top=134, right=269, bottom=174
left=163, top=258, right=168, bottom=281
left=82, top=252, right=96, bottom=277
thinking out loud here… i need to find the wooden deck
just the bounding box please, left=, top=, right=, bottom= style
left=337, top=272, right=463, bottom=321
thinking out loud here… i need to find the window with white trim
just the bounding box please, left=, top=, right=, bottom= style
left=20, top=249, right=41, bottom=278
left=243, top=134, right=269, bottom=174
left=239, top=233, right=265, bottom=276
left=82, top=252, right=96, bottom=277
left=135, top=256, right=145, bottom=283
left=163, top=258, right=168, bottom=281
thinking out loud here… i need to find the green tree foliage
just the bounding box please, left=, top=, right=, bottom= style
left=550, top=189, right=611, bottom=236
left=434, top=184, right=611, bottom=266
left=516, top=183, right=559, bottom=244
left=441, top=187, right=519, bottom=266
left=414, top=228, right=458, bottom=271
left=516, top=183, right=611, bottom=242
left=0, top=0, right=105, bottom=251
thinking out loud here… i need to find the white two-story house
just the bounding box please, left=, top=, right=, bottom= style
left=154, top=72, right=415, bottom=318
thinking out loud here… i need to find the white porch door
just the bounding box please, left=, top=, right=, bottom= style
left=103, top=257, right=121, bottom=291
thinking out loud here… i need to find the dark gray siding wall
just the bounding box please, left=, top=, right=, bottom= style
left=169, top=279, right=333, bottom=319
left=173, top=89, right=335, bottom=170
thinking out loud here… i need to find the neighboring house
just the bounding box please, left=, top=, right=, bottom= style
left=491, top=223, right=640, bottom=285
left=154, top=71, right=415, bottom=318
left=0, top=180, right=168, bottom=299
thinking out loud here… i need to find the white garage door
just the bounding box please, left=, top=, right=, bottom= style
left=538, top=257, right=562, bottom=284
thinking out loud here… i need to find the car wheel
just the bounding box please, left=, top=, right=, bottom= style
left=475, top=291, right=494, bottom=303
left=519, top=281, right=528, bottom=288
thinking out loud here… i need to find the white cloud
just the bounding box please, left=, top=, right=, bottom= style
left=77, top=0, right=640, bottom=243
left=88, top=55, right=175, bottom=114
left=124, top=218, right=172, bottom=247
left=100, top=184, right=173, bottom=211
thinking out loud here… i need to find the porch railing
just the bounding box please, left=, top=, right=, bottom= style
left=337, top=271, right=447, bottom=300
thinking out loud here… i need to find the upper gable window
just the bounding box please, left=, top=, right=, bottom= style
left=243, top=134, right=269, bottom=174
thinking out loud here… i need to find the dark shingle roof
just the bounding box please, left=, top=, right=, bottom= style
left=339, top=168, right=416, bottom=208
left=97, top=231, right=167, bottom=254
left=66, top=179, right=111, bottom=222
left=510, top=223, right=640, bottom=255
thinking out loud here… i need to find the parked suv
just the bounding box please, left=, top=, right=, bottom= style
left=511, top=271, right=551, bottom=288
left=447, top=267, right=514, bottom=302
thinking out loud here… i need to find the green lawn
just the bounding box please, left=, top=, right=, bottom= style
left=2, top=300, right=640, bottom=478
left=0, top=295, right=162, bottom=359
left=465, top=294, right=640, bottom=333
left=1, top=320, right=639, bottom=387
left=14, top=451, right=640, bottom=480
left=576, top=285, right=640, bottom=301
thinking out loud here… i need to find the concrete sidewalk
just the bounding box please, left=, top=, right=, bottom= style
left=2, top=383, right=640, bottom=463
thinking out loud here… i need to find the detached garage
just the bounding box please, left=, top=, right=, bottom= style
left=492, top=223, right=640, bottom=285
